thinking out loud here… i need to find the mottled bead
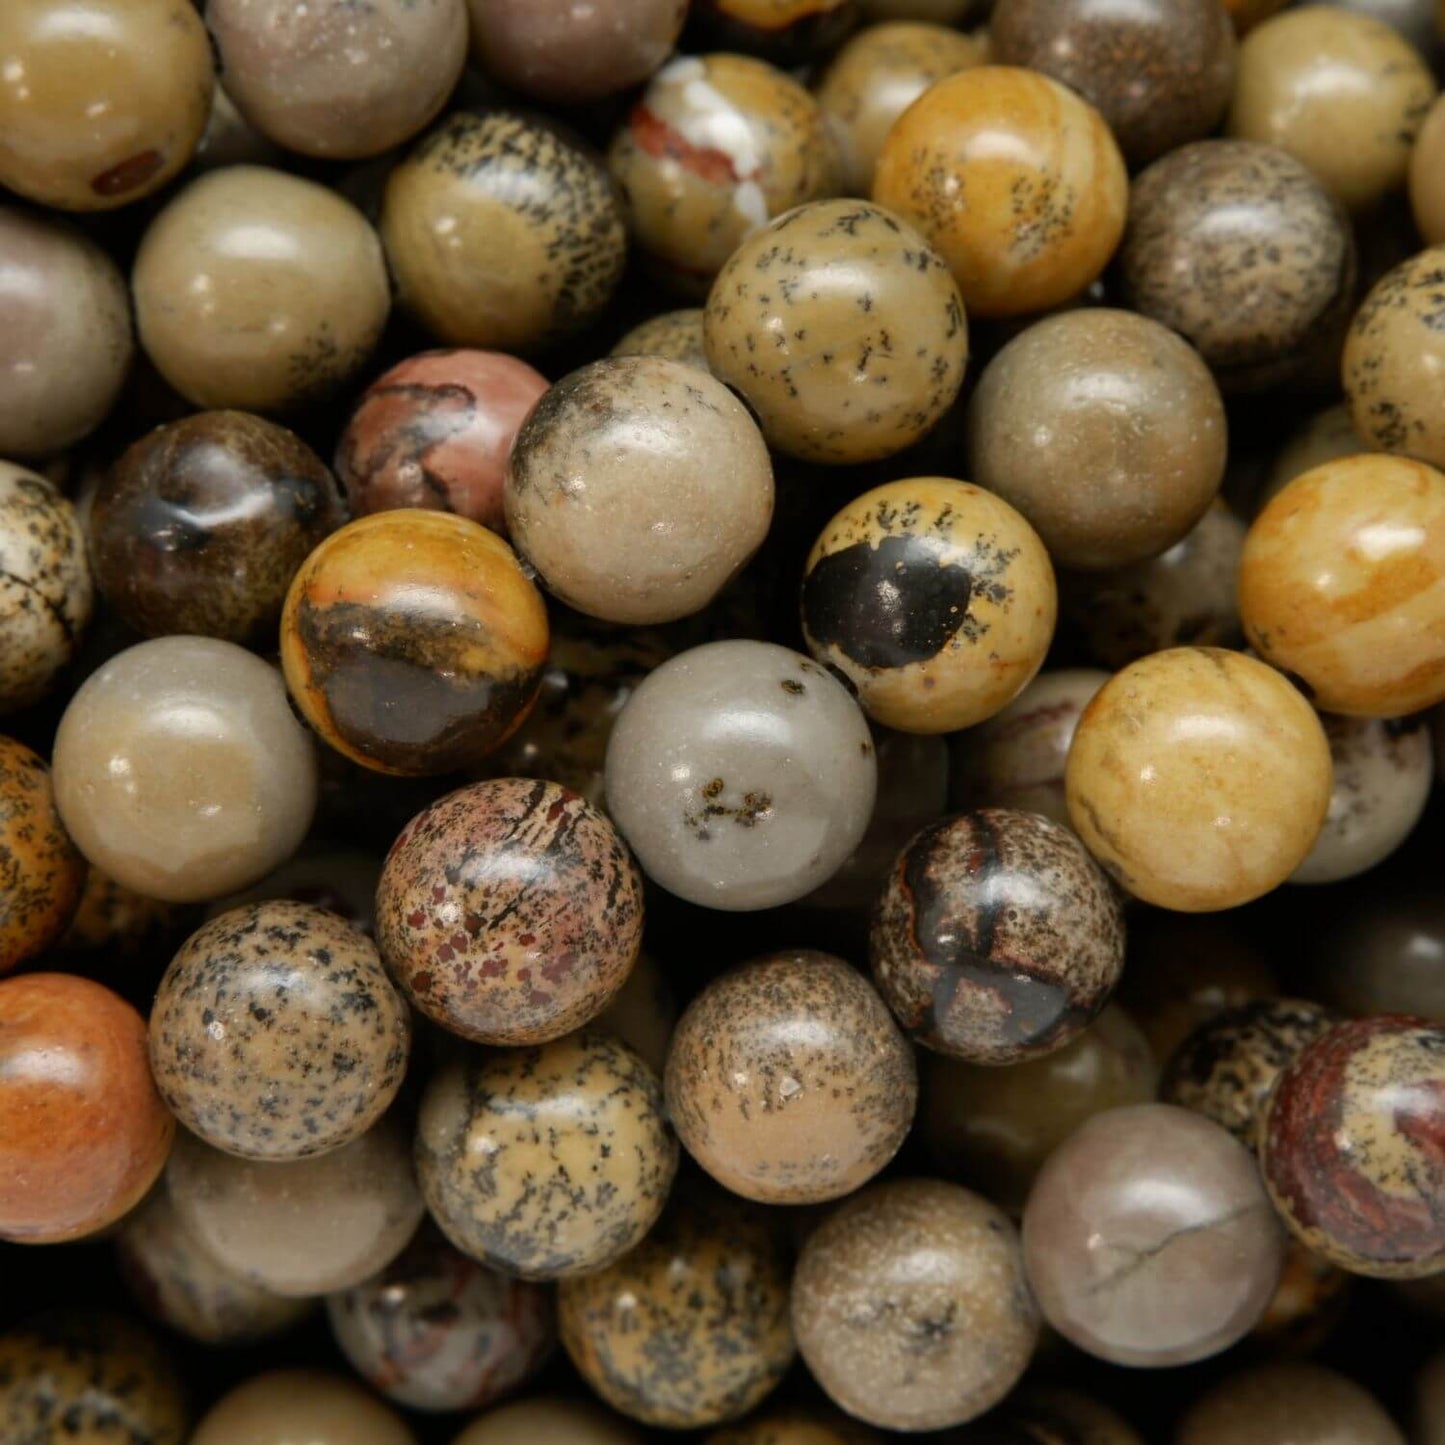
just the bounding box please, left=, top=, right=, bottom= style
left=801, top=478, right=1056, bottom=732
left=416, top=1031, right=678, bottom=1280
left=0, top=0, right=213, bottom=211
left=872, top=66, right=1127, bottom=319
left=327, top=1228, right=554, bottom=1412
left=966, top=310, right=1227, bottom=571
left=1412, top=95, right=1445, bottom=243
left=91, top=411, right=345, bottom=646
left=559, top=1187, right=794, bottom=1428
left=1119, top=141, right=1356, bottom=393
left=1065, top=648, right=1333, bottom=911
left=133, top=166, right=390, bottom=413
left=280, top=511, right=549, bottom=777
left=505, top=357, right=773, bottom=624
left=792, top=1178, right=1039, bottom=1431
left=1260, top=1015, right=1445, bottom=1277
left=872, top=807, right=1124, bottom=1064
left=383, top=112, right=626, bottom=352
left=191, top=1371, right=415, bottom=1445
left=453, top=1398, right=642, bottom=1445
left=150, top=902, right=410, bottom=1161
left=0, top=462, right=91, bottom=714
left=611, top=309, right=711, bottom=370
left=665, top=950, right=916, bottom=1203
left=1343, top=247, right=1445, bottom=470
left=376, top=779, right=643, bottom=1047
left=691, top=0, right=861, bottom=62
left=1176, top=1363, right=1405, bottom=1445
left=1022, top=1104, right=1286, bottom=1366
left=0, top=1312, right=188, bottom=1445
left=61, top=864, right=184, bottom=958
left=605, top=641, right=877, bottom=910
left=0, top=973, right=174, bottom=1243
left=608, top=54, right=841, bottom=294
left=703, top=200, right=967, bottom=465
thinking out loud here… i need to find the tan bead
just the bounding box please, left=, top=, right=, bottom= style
left=1411, top=94, right=1445, bottom=243
left=192, top=1371, right=416, bottom=1445
left=1240, top=454, right=1445, bottom=717
left=1228, top=6, right=1437, bottom=212
left=452, top=1399, right=642, bottom=1445
left=872, top=66, right=1127, bottom=319
left=1065, top=647, right=1332, bottom=911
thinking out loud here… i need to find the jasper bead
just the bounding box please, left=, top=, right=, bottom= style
left=280, top=510, right=549, bottom=777
left=191, top=1371, right=416, bottom=1445
left=376, top=779, right=643, bottom=1047
left=611, top=309, right=710, bottom=370
left=691, top=0, right=861, bottom=62
left=0, top=973, right=174, bottom=1243
left=1412, top=95, right=1445, bottom=243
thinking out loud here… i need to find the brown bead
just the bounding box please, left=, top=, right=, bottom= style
left=0, top=973, right=174, bottom=1243
left=692, top=0, right=861, bottom=63
left=453, top=1399, right=642, bottom=1445
left=1411, top=95, right=1445, bottom=243
left=1176, top=1363, right=1405, bottom=1445
left=191, top=1370, right=415, bottom=1445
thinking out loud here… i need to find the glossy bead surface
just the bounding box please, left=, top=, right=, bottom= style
left=327, top=1228, right=555, bottom=1412
left=150, top=902, right=410, bottom=1160
left=208, top=0, right=468, bottom=160
left=453, top=1399, right=642, bottom=1445
left=91, top=411, right=345, bottom=646
left=1022, top=1103, right=1285, bottom=1366
left=609, top=54, right=840, bottom=293
left=280, top=510, right=548, bottom=777
left=872, top=66, right=1127, bottom=319
left=337, top=351, right=548, bottom=535
left=704, top=200, right=967, bottom=464
left=801, top=478, right=1056, bottom=733
left=506, top=357, right=773, bottom=623
left=1228, top=6, right=1437, bottom=212
left=383, top=112, right=626, bottom=352
left=1065, top=647, right=1333, bottom=911
left=191, top=1371, right=415, bottom=1445
left=872, top=807, right=1124, bottom=1063
left=0, top=0, right=213, bottom=211
left=1120, top=141, right=1356, bottom=393
left=665, top=950, right=917, bottom=1204
left=1344, top=247, right=1445, bottom=470
left=611, top=309, right=710, bottom=370
left=1412, top=95, right=1445, bottom=243
left=1260, top=1014, right=1445, bottom=1277
left=1240, top=454, right=1445, bottom=717
left=167, top=1116, right=425, bottom=1296
left=53, top=637, right=317, bottom=902
left=792, top=1178, right=1039, bottom=1431
left=416, top=1032, right=678, bottom=1280
left=376, top=779, right=643, bottom=1046
left=605, top=641, right=876, bottom=910
left=1176, top=1363, right=1405, bottom=1445
left=0, top=973, right=174, bottom=1243
left=559, top=1188, right=794, bottom=1428
left=692, top=0, right=860, bottom=62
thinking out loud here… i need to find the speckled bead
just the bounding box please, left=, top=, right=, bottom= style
left=871, top=807, right=1125, bottom=1064
left=1228, top=6, right=1437, bottom=213
left=703, top=200, right=968, bottom=465
left=327, top=1227, right=555, bottom=1413
left=61, top=864, right=184, bottom=959
left=801, top=478, right=1056, bottom=733
left=1065, top=648, right=1333, bottom=911
left=966, top=310, right=1228, bottom=571
left=453, top=1398, right=643, bottom=1445
left=133, top=166, right=390, bottom=413
left=559, top=1187, right=794, bottom=1428
left=0, top=462, right=91, bottom=714
left=167, top=1116, right=425, bottom=1297
left=1260, top=1015, right=1445, bottom=1277
left=989, top=0, right=1235, bottom=166
left=792, top=1178, right=1039, bottom=1431
left=815, top=23, right=988, bottom=196
left=604, top=641, right=877, bottom=910
left=665, top=950, right=917, bottom=1204
left=416, top=1031, right=678, bottom=1281
left=872, top=65, right=1127, bottom=319
left=1343, top=247, right=1445, bottom=470
left=1412, top=96, right=1445, bottom=243
left=0, top=1312, right=188, bottom=1445
left=611, top=309, right=711, bottom=370
left=505, top=357, right=774, bottom=623
left=1160, top=999, right=1337, bottom=1149
left=116, top=1189, right=313, bottom=1346
left=1240, top=454, right=1445, bottom=717
left=691, top=0, right=861, bottom=62
left=608, top=54, right=841, bottom=294
left=376, top=779, right=643, bottom=1047
left=149, top=902, right=410, bottom=1161
left=191, top=1370, right=416, bottom=1445
left=1119, top=141, right=1356, bottom=393
left=1176, top=1363, right=1406, bottom=1445
left=383, top=111, right=627, bottom=352
left=280, top=511, right=549, bottom=777
left=90, top=412, right=345, bottom=646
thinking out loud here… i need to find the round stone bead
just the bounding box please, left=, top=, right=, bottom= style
left=1176, top=1363, right=1405, bottom=1445
left=453, top=1399, right=642, bottom=1445
left=190, top=1371, right=416, bottom=1445
left=1411, top=95, right=1445, bottom=243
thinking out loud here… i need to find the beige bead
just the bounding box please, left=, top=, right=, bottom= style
left=192, top=1371, right=416, bottom=1445
left=1240, top=454, right=1445, bottom=717
left=1065, top=647, right=1332, bottom=911
left=1411, top=94, right=1445, bottom=243
left=451, top=1399, right=642, bottom=1445
left=1176, top=1363, right=1404, bottom=1445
